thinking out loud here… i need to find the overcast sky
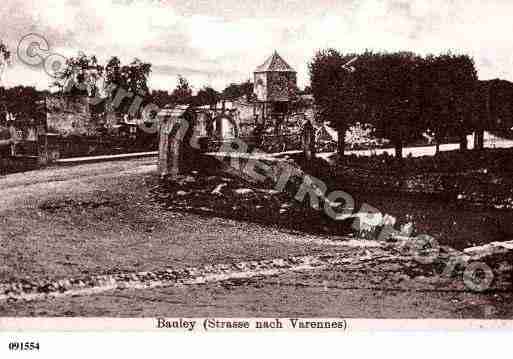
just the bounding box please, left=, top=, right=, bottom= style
left=1, top=0, right=513, bottom=92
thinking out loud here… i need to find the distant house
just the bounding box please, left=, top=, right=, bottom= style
left=316, top=123, right=338, bottom=143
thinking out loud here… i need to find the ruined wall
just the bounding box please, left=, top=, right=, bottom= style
left=254, top=73, right=268, bottom=102
left=232, top=97, right=255, bottom=136
left=46, top=96, right=97, bottom=136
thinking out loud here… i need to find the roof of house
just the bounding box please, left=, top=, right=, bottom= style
left=316, top=124, right=338, bottom=141
left=254, top=51, right=296, bottom=73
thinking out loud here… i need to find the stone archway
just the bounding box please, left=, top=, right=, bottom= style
left=213, top=115, right=239, bottom=139
left=194, top=111, right=239, bottom=139
left=195, top=111, right=213, bottom=137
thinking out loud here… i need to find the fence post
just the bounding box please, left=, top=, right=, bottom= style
left=158, top=109, right=196, bottom=180
left=302, top=120, right=315, bottom=162
left=158, top=116, right=180, bottom=180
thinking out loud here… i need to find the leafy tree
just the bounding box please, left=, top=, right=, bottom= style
left=0, top=41, right=11, bottom=82
left=104, top=56, right=122, bottom=91
left=222, top=80, right=253, bottom=100
left=353, top=51, right=424, bottom=158
left=420, top=54, right=477, bottom=152
left=53, top=52, right=104, bottom=96
left=104, top=57, right=152, bottom=96
left=310, top=49, right=477, bottom=158
left=193, top=86, right=220, bottom=107
left=444, top=54, right=477, bottom=151
left=0, top=86, right=48, bottom=125
left=309, top=49, right=362, bottom=156
left=171, top=75, right=193, bottom=104
left=473, top=79, right=513, bottom=149
left=419, top=55, right=454, bottom=154
left=151, top=89, right=174, bottom=109
left=104, top=56, right=152, bottom=116
left=121, top=58, right=152, bottom=95
left=0, top=42, right=10, bottom=61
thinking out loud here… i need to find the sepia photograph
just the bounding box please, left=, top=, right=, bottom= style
left=1, top=0, right=513, bottom=333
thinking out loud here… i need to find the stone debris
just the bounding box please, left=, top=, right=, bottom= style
left=400, top=222, right=415, bottom=236
left=383, top=214, right=397, bottom=227
left=464, top=240, right=513, bottom=259
left=153, top=172, right=352, bottom=237
left=257, top=189, right=280, bottom=195
left=233, top=188, right=254, bottom=196
left=184, top=176, right=196, bottom=183
left=149, top=171, right=513, bottom=293
left=211, top=183, right=227, bottom=196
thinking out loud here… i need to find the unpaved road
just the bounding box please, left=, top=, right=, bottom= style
left=1, top=158, right=512, bottom=318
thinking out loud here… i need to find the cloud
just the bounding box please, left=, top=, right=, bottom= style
left=2, top=0, right=513, bottom=91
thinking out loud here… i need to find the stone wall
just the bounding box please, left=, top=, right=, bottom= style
left=46, top=96, right=112, bottom=136
left=232, top=97, right=255, bottom=137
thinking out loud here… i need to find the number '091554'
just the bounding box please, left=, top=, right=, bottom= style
left=8, top=342, right=40, bottom=351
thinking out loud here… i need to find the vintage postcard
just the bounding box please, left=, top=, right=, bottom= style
left=1, top=0, right=513, bottom=355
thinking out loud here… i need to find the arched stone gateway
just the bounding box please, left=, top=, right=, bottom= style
left=194, top=112, right=211, bottom=137
left=213, top=115, right=239, bottom=139
left=192, top=110, right=240, bottom=139
left=157, top=105, right=240, bottom=179
left=158, top=105, right=195, bottom=179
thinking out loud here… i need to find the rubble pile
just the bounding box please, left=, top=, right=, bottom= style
left=152, top=172, right=353, bottom=236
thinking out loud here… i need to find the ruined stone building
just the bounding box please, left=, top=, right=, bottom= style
left=46, top=96, right=96, bottom=136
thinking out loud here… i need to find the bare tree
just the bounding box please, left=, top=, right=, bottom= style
left=0, top=41, right=11, bottom=83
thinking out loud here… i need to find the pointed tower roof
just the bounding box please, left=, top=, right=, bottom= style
left=254, top=51, right=296, bottom=73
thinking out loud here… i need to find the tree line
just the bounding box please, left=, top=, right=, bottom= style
left=152, top=77, right=254, bottom=109
left=309, top=49, right=511, bottom=157
left=3, top=42, right=512, bottom=155
left=0, top=86, right=50, bottom=125
left=0, top=43, right=259, bottom=123
left=53, top=52, right=256, bottom=113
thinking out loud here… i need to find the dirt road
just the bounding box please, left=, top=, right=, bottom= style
left=1, top=158, right=512, bottom=318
